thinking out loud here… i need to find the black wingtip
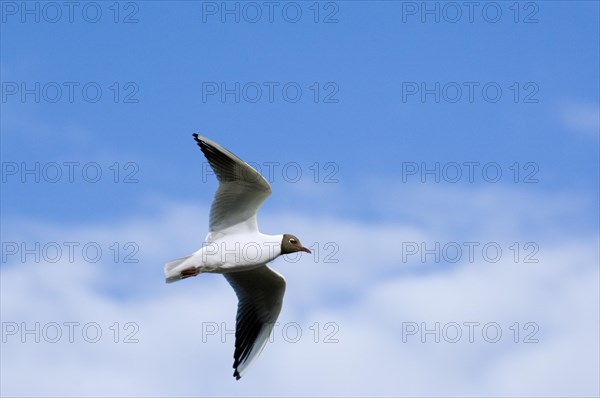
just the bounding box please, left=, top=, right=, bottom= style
left=233, top=369, right=241, bottom=380
left=192, top=133, right=205, bottom=150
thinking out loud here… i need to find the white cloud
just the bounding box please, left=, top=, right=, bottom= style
left=560, top=101, right=600, bottom=137
left=1, top=184, right=598, bottom=397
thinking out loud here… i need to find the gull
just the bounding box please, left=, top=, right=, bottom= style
left=164, top=134, right=311, bottom=380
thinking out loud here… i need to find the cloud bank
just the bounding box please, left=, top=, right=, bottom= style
left=1, top=184, right=598, bottom=397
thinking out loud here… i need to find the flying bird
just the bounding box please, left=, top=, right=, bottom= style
left=164, top=134, right=311, bottom=380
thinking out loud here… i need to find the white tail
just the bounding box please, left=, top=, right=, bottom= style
left=164, top=255, right=193, bottom=283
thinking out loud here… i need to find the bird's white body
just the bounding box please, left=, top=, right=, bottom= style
left=165, top=233, right=283, bottom=277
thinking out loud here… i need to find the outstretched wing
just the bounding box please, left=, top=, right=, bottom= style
left=223, top=265, right=286, bottom=380
left=193, top=134, right=272, bottom=235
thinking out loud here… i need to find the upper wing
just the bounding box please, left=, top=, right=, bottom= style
left=223, top=265, right=286, bottom=380
left=193, top=134, right=272, bottom=234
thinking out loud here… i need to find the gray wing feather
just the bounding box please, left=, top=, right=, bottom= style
left=223, top=265, right=286, bottom=380
left=193, top=134, right=272, bottom=233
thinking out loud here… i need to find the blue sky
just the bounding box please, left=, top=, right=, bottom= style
left=1, top=1, right=599, bottom=397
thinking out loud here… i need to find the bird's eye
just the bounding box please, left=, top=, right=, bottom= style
left=289, top=239, right=297, bottom=244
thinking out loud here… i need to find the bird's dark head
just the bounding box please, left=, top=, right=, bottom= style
left=281, top=234, right=311, bottom=255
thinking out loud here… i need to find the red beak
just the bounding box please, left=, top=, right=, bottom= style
left=300, top=247, right=312, bottom=254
